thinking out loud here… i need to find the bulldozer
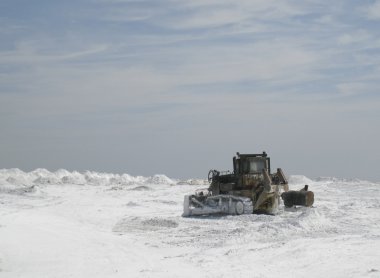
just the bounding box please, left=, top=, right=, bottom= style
left=183, top=152, right=314, bottom=217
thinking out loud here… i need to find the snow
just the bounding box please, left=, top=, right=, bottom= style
left=0, top=169, right=380, bottom=277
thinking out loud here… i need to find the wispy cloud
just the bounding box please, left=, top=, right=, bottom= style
left=0, top=41, right=109, bottom=64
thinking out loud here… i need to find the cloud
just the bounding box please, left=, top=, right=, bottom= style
left=367, top=0, right=380, bottom=19
left=1, top=0, right=380, bottom=179
left=95, top=0, right=307, bottom=32
left=0, top=41, right=109, bottom=64
left=168, top=42, right=319, bottom=88
left=336, top=82, right=374, bottom=97
left=337, top=30, right=371, bottom=45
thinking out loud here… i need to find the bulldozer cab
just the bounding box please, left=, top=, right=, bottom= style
left=233, top=152, right=271, bottom=190
left=234, top=152, right=270, bottom=175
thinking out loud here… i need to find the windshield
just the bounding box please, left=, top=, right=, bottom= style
left=242, top=158, right=266, bottom=173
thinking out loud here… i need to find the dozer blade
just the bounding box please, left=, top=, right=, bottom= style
left=182, top=195, right=253, bottom=217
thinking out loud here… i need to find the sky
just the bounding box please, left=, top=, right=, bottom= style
left=1, top=0, right=380, bottom=181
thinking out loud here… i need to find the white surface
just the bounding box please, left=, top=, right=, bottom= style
left=0, top=169, right=379, bottom=277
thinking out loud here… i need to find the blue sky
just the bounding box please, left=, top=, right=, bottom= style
left=1, top=0, right=380, bottom=180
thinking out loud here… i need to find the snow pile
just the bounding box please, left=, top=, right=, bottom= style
left=0, top=169, right=38, bottom=195
left=0, top=168, right=30, bottom=185
left=314, top=176, right=364, bottom=183
left=0, top=183, right=37, bottom=195
left=288, top=175, right=314, bottom=186
left=177, top=179, right=209, bottom=185
left=145, top=174, right=175, bottom=185
left=0, top=168, right=177, bottom=187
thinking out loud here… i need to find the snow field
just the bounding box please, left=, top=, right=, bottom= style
left=0, top=169, right=379, bottom=277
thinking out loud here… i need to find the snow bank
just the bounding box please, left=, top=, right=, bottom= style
left=3, top=169, right=373, bottom=191
left=288, top=175, right=314, bottom=186
left=314, top=176, right=364, bottom=183
left=146, top=174, right=175, bottom=185
left=177, top=179, right=209, bottom=185
left=0, top=168, right=178, bottom=188
left=0, top=183, right=37, bottom=195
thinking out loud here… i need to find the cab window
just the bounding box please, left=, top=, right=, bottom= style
left=242, top=158, right=266, bottom=173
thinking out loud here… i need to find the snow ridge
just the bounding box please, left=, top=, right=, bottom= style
left=1, top=168, right=377, bottom=188
left=0, top=168, right=211, bottom=189
left=0, top=168, right=177, bottom=187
